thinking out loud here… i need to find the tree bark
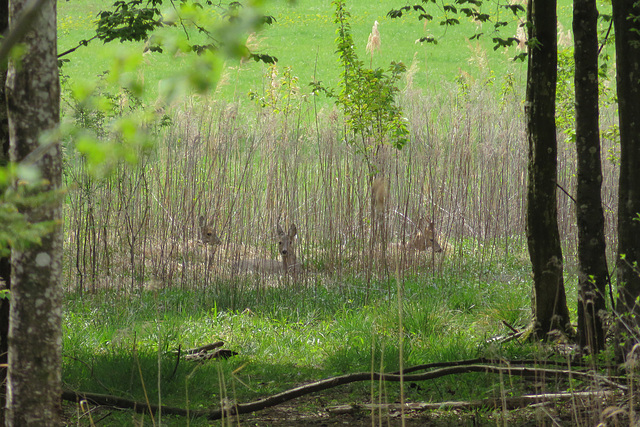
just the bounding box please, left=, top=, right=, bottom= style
left=5, top=0, right=63, bottom=424
left=612, top=0, right=640, bottom=363
left=0, top=0, right=11, bottom=422
left=573, top=0, right=609, bottom=353
left=525, top=0, right=573, bottom=339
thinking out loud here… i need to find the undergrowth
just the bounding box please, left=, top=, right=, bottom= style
left=63, top=248, right=544, bottom=424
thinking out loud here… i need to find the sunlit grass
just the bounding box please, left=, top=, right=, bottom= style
left=58, top=0, right=530, bottom=106
left=63, top=246, right=538, bottom=419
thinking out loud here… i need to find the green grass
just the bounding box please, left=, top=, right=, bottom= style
left=58, top=0, right=530, bottom=106
left=62, top=248, right=546, bottom=425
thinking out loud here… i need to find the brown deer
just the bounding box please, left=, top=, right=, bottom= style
left=407, top=218, right=443, bottom=252
left=232, top=223, right=300, bottom=275
left=143, top=216, right=221, bottom=277
left=390, top=217, right=443, bottom=253
left=198, top=216, right=222, bottom=246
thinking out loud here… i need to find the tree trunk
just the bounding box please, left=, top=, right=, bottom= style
left=612, top=0, right=640, bottom=363
left=525, top=0, right=573, bottom=339
left=0, top=0, right=10, bottom=422
left=573, top=0, right=609, bottom=353
left=5, top=0, right=63, bottom=424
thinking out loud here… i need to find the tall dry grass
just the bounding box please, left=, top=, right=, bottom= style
left=62, top=71, right=620, bottom=295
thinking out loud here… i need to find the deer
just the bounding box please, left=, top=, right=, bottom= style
left=138, top=216, right=221, bottom=283
left=190, top=215, right=222, bottom=269
left=390, top=217, right=443, bottom=253
left=232, top=223, right=301, bottom=276
left=198, top=215, right=222, bottom=246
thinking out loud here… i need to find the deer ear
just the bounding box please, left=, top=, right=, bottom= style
left=289, top=224, right=297, bottom=238
left=199, top=216, right=205, bottom=227
left=429, top=222, right=435, bottom=231
left=276, top=224, right=285, bottom=236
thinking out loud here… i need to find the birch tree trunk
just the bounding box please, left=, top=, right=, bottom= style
left=5, top=0, right=62, bottom=424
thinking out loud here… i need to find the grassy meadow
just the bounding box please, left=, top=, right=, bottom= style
left=59, top=0, right=533, bottom=103
left=57, top=0, right=622, bottom=425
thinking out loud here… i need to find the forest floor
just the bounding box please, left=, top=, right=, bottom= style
left=234, top=396, right=609, bottom=426
left=63, top=389, right=626, bottom=426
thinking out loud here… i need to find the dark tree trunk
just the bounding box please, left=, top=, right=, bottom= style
left=612, top=0, right=640, bottom=363
left=573, top=0, right=609, bottom=353
left=0, top=257, right=8, bottom=426
left=525, top=0, right=573, bottom=339
left=0, top=0, right=10, bottom=422
left=5, top=0, right=63, bottom=424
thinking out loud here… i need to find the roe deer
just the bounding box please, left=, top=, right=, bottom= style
left=233, top=223, right=300, bottom=275
left=198, top=216, right=222, bottom=246
left=372, top=176, right=388, bottom=218
left=391, top=218, right=443, bottom=253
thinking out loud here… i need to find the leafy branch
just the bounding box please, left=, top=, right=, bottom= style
left=64, top=0, right=278, bottom=64
left=387, top=0, right=527, bottom=61
left=313, top=0, right=408, bottom=175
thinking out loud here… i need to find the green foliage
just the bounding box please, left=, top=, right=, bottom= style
left=0, top=164, right=62, bottom=257
left=248, top=64, right=304, bottom=114
left=312, top=0, right=409, bottom=173
left=96, top=0, right=164, bottom=44
left=386, top=0, right=526, bottom=61
left=61, top=79, right=158, bottom=178
left=94, top=0, right=278, bottom=63
left=556, top=48, right=576, bottom=143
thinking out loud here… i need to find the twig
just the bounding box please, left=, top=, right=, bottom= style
left=62, top=390, right=203, bottom=418
left=168, top=344, right=181, bottom=381
left=58, top=35, right=99, bottom=58
left=393, top=357, right=597, bottom=375
left=184, top=349, right=238, bottom=361
left=556, top=183, right=577, bottom=205
left=502, top=320, right=520, bottom=334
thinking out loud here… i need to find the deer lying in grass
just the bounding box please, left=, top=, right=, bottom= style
left=390, top=218, right=443, bottom=253
left=232, top=223, right=300, bottom=275
left=198, top=216, right=222, bottom=245
left=138, top=216, right=220, bottom=282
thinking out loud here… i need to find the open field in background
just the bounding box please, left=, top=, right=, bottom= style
left=57, top=0, right=622, bottom=424
left=58, top=0, right=535, bottom=104
left=57, top=0, right=596, bottom=107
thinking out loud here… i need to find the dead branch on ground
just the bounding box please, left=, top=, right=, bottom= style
left=62, top=362, right=626, bottom=421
